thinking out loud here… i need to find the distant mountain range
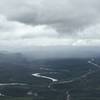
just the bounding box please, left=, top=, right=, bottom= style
left=0, top=51, right=28, bottom=64
left=0, top=45, right=100, bottom=61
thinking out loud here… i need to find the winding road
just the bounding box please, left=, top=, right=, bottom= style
left=32, top=73, right=58, bottom=82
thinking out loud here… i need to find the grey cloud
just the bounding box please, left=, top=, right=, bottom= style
left=0, top=0, right=100, bottom=36
left=0, top=0, right=100, bottom=34
left=0, top=0, right=100, bottom=57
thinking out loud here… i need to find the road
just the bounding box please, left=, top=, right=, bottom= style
left=32, top=73, right=58, bottom=82
left=0, top=83, right=27, bottom=86
left=88, top=60, right=100, bottom=68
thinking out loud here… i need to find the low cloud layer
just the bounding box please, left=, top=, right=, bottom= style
left=0, top=0, right=100, bottom=33
left=0, top=15, right=58, bottom=40
left=0, top=0, right=100, bottom=54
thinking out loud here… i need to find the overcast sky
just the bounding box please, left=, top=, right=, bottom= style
left=0, top=0, right=100, bottom=56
